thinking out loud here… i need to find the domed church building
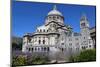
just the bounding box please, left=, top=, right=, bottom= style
left=22, top=5, right=94, bottom=60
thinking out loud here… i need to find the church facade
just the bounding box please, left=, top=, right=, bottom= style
left=22, top=5, right=94, bottom=57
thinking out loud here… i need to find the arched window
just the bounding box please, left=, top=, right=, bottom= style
left=53, top=16, right=56, bottom=20
left=40, top=29, right=42, bottom=32
left=41, top=47, right=44, bottom=51
left=35, top=37, right=37, bottom=42
left=29, top=48, right=31, bottom=51
left=62, top=48, right=64, bottom=52
left=43, top=37, right=45, bottom=39
left=28, top=37, right=31, bottom=42
left=39, top=40, right=41, bottom=44
left=47, top=30, right=48, bottom=32
left=43, top=29, right=45, bottom=32
left=60, top=17, right=62, bottom=20
left=43, top=40, right=45, bottom=44
left=57, top=16, right=59, bottom=19
left=48, top=16, right=52, bottom=20
left=49, top=16, right=51, bottom=19
left=32, top=48, right=33, bottom=51
left=39, top=37, right=41, bottom=39
left=47, top=47, right=49, bottom=51
left=44, top=47, right=46, bottom=51
left=35, top=47, right=37, bottom=51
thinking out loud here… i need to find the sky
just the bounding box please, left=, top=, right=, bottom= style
left=12, top=1, right=96, bottom=37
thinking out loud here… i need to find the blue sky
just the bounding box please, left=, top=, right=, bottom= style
left=12, top=1, right=96, bottom=37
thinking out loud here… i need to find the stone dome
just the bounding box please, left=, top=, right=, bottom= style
left=48, top=5, right=63, bottom=16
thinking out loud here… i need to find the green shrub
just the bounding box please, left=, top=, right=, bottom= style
left=12, top=55, right=27, bottom=66
left=30, top=55, right=49, bottom=64
left=69, top=49, right=96, bottom=62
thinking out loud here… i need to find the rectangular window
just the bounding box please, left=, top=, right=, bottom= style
left=69, top=48, right=72, bottom=51
left=69, top=43, right=72, bottom=46
left=75, top=38, right=78, bottom=40
left=29, top=48, right=31, bottom=51
left=81, top=23, right=85, bottom=26
left=69, top=38, right=72, bottom=41
left=89, top=39, right=91, bottom=44
left=47, top=47, right=49, bottom=51
left=61, top=43, right=64, bottom=45
left=84, top=37, right=85, bottom=39
left=32, top=48, right=33, bottom=51
left=35, top=37, right=37, bottom=42
left=35, top=47, right=37, bottom=51
left=62, top=37, right=64, bottom=41
left=76, top=43, right=79, bottom=46
left=76, top=48, right=79, bottom=51
left=89, top=45, right=91, bottom=47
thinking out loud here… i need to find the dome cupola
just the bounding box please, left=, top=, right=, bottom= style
left=48, top=5, right=63, bottom=16
left=45, top=5, right=64, bottom=25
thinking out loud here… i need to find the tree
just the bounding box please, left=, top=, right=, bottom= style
left=69, top=49, right=96, bottom=62
left=12, top=42, right=22, bottom=50
left=12, top=55, right=27, bottom=66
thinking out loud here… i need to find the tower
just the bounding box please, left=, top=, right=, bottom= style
left=80, top=14, right=93, bottom=49
left=80, top=14, right=90, bottom=36
left=22, top=33, right=31, bottom=52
